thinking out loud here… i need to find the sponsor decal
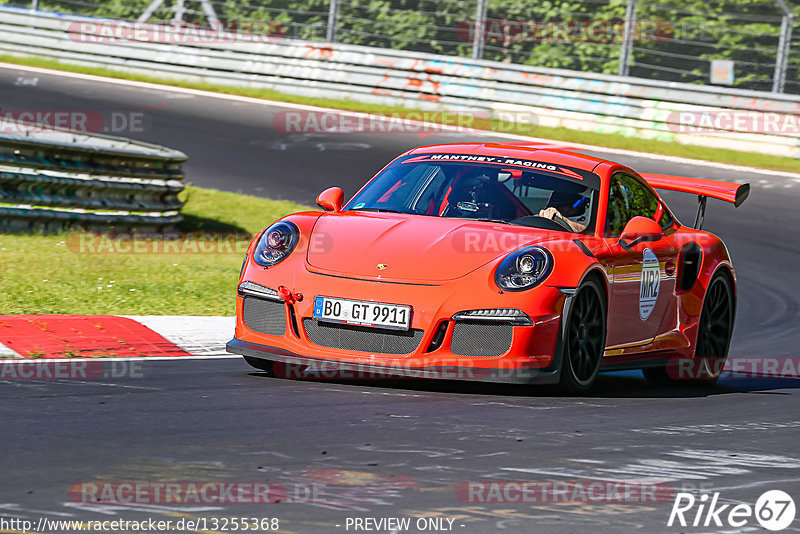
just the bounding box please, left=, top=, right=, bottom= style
left=639, top=248, right=661, bottom=320
left=424, top=154, right=557, bottom=171
left=402, top=154, right=596, bottom=183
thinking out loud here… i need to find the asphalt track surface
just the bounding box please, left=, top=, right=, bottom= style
left=2, top=65, right=800, bottom=533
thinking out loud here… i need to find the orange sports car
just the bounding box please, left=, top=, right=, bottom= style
left=227, top=143, right=749, bottom=392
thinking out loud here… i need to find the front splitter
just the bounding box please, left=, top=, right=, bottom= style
left=227, top=338, right=560, bottom=385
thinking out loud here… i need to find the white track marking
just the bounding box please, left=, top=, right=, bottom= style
left=122, top=315, right=235, bottom=356
left=46, top=380, right=162, bottom=391
left=62, top=502, right=223, bottom=515
left=630, top=421, right=800, bottom=436
left=2, top=62, right=799, bottom=179
left=501, top=449, right=800, bottom=483
left=0, top=341, right=21, bottom=358
left=0, top=503, right=74, bottom=517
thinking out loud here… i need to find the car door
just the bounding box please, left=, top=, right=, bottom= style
left=600, top=173, right=679, bottom=348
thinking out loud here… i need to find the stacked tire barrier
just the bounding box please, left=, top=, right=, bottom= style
left=0, top=7, right=799, bottom=158
left=0, top=128, right=187, bottom=233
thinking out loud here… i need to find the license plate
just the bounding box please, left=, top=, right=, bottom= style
left=313, top=296, right=412, bottom=330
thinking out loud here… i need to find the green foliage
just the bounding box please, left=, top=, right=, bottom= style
left=0, top=186, right=311, bottom=315
left=1, top=0, right=797, bottom=91
left=630, top=0, right=791, bottom=91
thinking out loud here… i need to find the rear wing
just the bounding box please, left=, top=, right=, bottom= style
left=639, top=172, right=750, bottom=230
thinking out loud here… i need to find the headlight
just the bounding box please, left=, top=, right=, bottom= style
left=495, top=246, right=552, bottom=291
left=253, top=221, right=299, bottom=267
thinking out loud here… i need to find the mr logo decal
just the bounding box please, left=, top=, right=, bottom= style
left=640, top=248, right=661, bottom=320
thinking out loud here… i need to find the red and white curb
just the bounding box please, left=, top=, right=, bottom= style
left=123, top=315, right=235, bottom=357
left=0, top=315, right=236, bottom=360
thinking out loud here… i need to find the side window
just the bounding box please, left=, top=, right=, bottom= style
left=658, top=207, right=674, bottom=229
left=605, top=174, right=661, bottom=237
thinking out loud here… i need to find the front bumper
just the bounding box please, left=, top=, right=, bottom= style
left=227, top=338, right=561, bottom=384
left=229, top=258, right=567, bottom=383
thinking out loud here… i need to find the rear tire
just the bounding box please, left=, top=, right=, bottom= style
left=691, top=273, right=735, bottom=384
left=244, top=356, right=275, bottom=376
left=644, top=272, right=734, bottom=386
left=559, top=279, right=607, bottom=394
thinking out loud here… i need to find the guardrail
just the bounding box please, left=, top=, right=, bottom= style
left=0, top=7, right=799, bottom=158
left=0, top=127, right=187, bottom=233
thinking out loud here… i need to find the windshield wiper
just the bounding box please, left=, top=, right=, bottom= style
left=352, top=207, right=405, bottom=213
left=474, top=218, right=512, bottom=225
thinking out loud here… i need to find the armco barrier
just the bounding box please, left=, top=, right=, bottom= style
left=0, top=127, right=187, bottom=233
left=0, top=7, right=799, bottom=158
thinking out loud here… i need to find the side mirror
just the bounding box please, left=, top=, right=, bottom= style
left=619, top=216, right=663, bottom=248
left=316, top=187, right=344, bottom=212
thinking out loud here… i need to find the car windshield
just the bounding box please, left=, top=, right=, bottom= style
left=345, top=155, right=601, bottom=233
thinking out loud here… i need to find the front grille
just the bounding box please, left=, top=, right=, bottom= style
left=303, top=319, right=424, bottom=355
left=451, top=322, right=513, bottom=357
left=243, top=296, right=286, bottom=336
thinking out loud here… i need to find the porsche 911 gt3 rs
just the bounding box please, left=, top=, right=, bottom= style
left=227, top=143, right=749, bottom=392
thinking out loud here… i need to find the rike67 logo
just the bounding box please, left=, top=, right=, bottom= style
left=668, top=490, right=796, bottom=531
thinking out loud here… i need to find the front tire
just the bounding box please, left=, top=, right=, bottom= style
left=559, top=279, right=607, bottom=394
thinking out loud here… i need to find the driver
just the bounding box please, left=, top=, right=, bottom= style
left=537, top=193, right=589, bottom=232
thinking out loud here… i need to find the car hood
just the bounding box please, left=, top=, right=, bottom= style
left=306, top=212, right=559, bottom=282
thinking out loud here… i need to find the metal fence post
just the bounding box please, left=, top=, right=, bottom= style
left=138, top=0, right=219, bottom=24
left=173, top=0, right=185, bottom=23
left=472, top=0, right=488, bottom=60
left=31, top=0, right=39, bottom=11
left=618, top=0, right=636, bottom=76
left=327, top=0, right=339, bottom=42
left=199, top=0, right=219, bottom=26
left=772, top=0, right=793, bottom=93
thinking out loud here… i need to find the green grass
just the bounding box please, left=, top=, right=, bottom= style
left=0, top=186, right=311, bottom=315
left=2, top=54, right=799, bottom=174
